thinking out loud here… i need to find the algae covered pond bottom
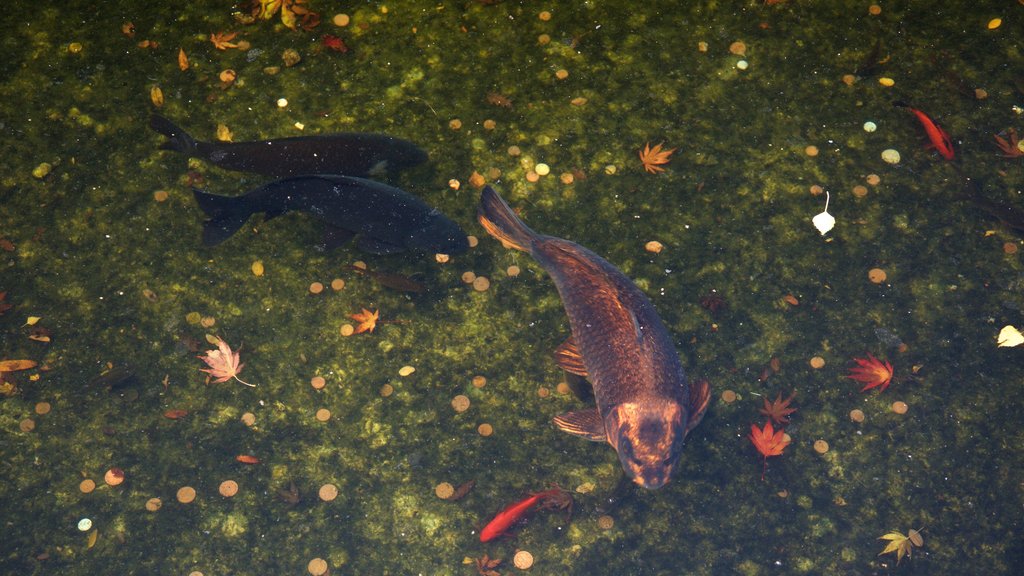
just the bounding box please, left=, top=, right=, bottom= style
left=2, top=1, right=1024, bottom=574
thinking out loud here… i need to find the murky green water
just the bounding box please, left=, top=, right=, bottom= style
left=2, top=1, right=1023, bottom=574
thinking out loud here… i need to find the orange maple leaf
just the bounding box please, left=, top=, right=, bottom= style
left=198, top=339, right=254, bottom=387
left=209, top=32, right=239, bottom=50
left=759, top=391, right=797, bottom=425
left=847, top=353, right=893, bottom=392
left=639, top=141, right=676, bottom=174
left=749, top=421, right=790, bottom=480
left=350, top=308, right=380, bottom=334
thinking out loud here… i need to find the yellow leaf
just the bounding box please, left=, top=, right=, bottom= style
left=251, top=260, right=265, bottom=276
left=25, top=316, right=41, bottom=326
left=0, top=359, right=37, bottom=372
left=87, top=529, right=98, bottom=548
left=997, top=325, right=1024, bottom=347
left=150, top=85, right=164, bottom=108
left=177, top=48, right=189, bottom=71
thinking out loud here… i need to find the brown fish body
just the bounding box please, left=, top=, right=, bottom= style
left=150, top=114, right=428, bottom=178
left=477, top=186, right=709, bottom=489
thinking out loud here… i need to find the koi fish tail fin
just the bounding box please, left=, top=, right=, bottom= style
left=192, top=189, right=253, bottom=246
left=477, top=185, right=537, bottom=252
left=150, top=114, right=198, bottom=155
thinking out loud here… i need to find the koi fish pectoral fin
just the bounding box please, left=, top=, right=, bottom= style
left=553, top=409, right=607, bottom=442
left=684, top=378, right=711, bottom=437
left=553, top=337, right=588, bottom=377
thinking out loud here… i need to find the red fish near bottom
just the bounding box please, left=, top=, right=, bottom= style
left=479, top=488, right=566, bottom=542
left=894, top=101, right=954, bottom=160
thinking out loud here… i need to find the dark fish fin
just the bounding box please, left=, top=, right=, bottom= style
left=553, top=337, right=588, bottom=377
left=357, top=236, right=405, bottom=255
left=150, top=114, right=197, bottom=155
left=322, top=225, right=356, bottom=250
left=684, top=378, right=711, bottom=436
left=476, top=186, right=537, bottom=252
left=553, top=409, right=607, bottom=442
left=192, top=188, right=252, bottom=246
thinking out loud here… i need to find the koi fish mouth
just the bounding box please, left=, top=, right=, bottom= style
left=606, top=402, right=686, bottom=489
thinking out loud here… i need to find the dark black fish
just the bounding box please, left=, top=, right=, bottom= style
left=477, top=186, right=709, bottom=489
left=150, top=114, right=428, bottom=178
left=194, top=175, right=469, bottom=255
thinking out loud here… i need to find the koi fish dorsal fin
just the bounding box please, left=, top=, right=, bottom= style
left=684, top=379, right=711, bottom=436
left=553, top=409, right=607, bottom=442
left=553, top=337, right=588, bottom=377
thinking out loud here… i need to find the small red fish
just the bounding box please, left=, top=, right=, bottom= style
left=894, top=101, right=954, bottom=160
left=479, top=488, right=562, bottom=542
left=321, top=34, right=348, bottom=53
left=163, top=409, right=189, bottom=419
left=235, top=454, right=260, bottom=465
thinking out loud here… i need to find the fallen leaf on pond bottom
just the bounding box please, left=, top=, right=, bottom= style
left=878, top=528, right=923, bottom=564
left=236, top=454, right=260, bottom=464
left=0, top=359, right=37, bottom=372
left=847, top=353, right=893, bottom=392
left=997, top=325, right=1024, bottom=347
left=749, top=421, right=790, bottom=480
left=209, top=31, right=239, bottom=50
left=349, top=308, right=379, bottom=334
left=639, top=141, right=675, bottom=174
left=759, top=391, right=797, bottom=425
left=198, top=339, right=254, bottom=387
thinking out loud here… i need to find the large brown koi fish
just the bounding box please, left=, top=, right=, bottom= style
left=477, top=186, right=709, bottom=489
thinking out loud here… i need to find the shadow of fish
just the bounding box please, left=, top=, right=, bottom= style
left=194, top=175, right=469, bottom=255
left=477, top=186, right=709, bottom=489
left=150, top=114, right=428, bottom=178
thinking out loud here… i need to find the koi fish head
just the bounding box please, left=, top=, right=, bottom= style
left=605, top=401, right=687, bottom=489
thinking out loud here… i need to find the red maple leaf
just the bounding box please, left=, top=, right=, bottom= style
left=847, top=353, right=893, bottom=392
left=749, top=421, right=791, bottom=480
left=198, top=339, right=254, bottom=387
left=759, top=391, right=797, bottom=425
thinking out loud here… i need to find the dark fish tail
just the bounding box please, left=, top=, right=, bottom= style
left=192, top=189, right=253, bottom=246
left=477, top=186, right=537, bottom=252
left=150, top=114, right=198, bottom=155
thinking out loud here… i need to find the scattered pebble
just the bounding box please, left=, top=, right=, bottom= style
left=219, top=69, right=237, bottom=84
left=735, top=60, right=749, bottom=70
left=145, top=497, right=162, bottom=511
left=506, top=265, right=521, bottom=277
left=177, top=486, right=197, bottom=504
left=241, top=412, right=256, bottom=426
left=315, top=408, right=331, bottom=422
left=251, top=260, right=265, bottom=276
left=813, top=440, right=830, bottom=454
left=330, top=278, right=345, bottom=291
left=472, top=375, right=487, bottom=388
left=451, top=395, right=471, bottom=412
left=78, top=518, right=92, bottom=532
left=868, top=268, right=887, bottom=284
left=311, top=376, right=326, bottom=390
left=538, top=34, right=551, bottom=45
left=461, top=271, right=477, bottom=284
left=513, top=550, right=534, bottom=569
left=538, top=10, right=551, bottom=21
left=153, top=190, right=169, bottom=202
left=878, top=77, right=895, bottom=87
left=399, top=365, right=416, bottom=377
left=472, top=276, right=491, bottom=292
left=32, top=162, right=52, bottom=179
left=535, top=163, right=551, bottom=176
left=68, top=42, right=83, bottom=54
left=186, top=311, right=202, bottom=324
left=728, top=41, right=746, bottom=56
left=219, top=480, right=239, bottom=497
left=891, top=401, right=909, bottom=415
left=537, top=386, right=550, bottom=398
left=200, top=316, right=216, bottom=328
left=482, top=120, right=496, bottom=130
left=307, top=557, right=329, bottom=576
left=309, top=282, right=324, bottom=294
left=477, top=423, right=494, bottom=436
left=809, top=356, right=826, bottom=369
left=866, top=174, right=881, bottom=186
left=805, top=145, right=819, bottom=157
left=809, top=184, right=824, bottom=195
left=849, top=409, right=865, bottom=423
left=105, top=467, right=125, bottom=486
left=556, top=382, right=572, bottom=395
left=281, top=49, right=300, bottom=67
left=380, top=383, right=394, bottom=397
left=721, top=390, right=737, bottom=404
left=881, top=149, right=901, bottom=164
left=555, top=69, right=569, bottom=80
left=467, top=235, right=479, bottom=248
left=449, top=118, right=462, bottom=130
left=987, top=18, right=1001, bottom=30
left=852, top=185, right=868, bottom=198
left=434, top=482, right=455, bottom=499
left=340, top=324, right=355, bottom=336
left=645, top=240, right=664, bottom=254
left=35, top=402, right=51, bottom=415
left=436, top=253, right=450, bottom=264
left=868, top=4, right=882, bottom=15
left=276, top=98, right=288, bottom=108
left=1003, top=242, right=1018, bottom=255
left=863, top=121, right=877, bottom=133
left=526, top=171, right=540, bottom=183
left=332, top=13, right=350, bottom=26
left=598, top=515, right=615, bottom=530
left=841, top=74, right=856, bottom=86
left=18, top=418, right=34, bottom=432
left=79, top=479, right=96, bottom=494
left=508, top=145, right=521, bottom=156
left=318, top=483, right=338, bottom=502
